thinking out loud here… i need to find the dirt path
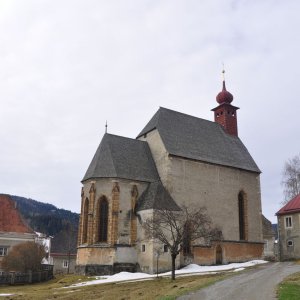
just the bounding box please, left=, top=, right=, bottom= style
left=177, top=262, right=300, bottom=300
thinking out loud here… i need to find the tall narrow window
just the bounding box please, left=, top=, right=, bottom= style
left=0, top=247, right=8, bottom=256
left=99, top=197, right=109, bottom=242
left=285, top=216, right=292, bottom=228
left=62, top=260, right=69, bottom=268
left=82, top=198, right=89, bottom=243
left=183, top=222, right=191, bottom=255
left=238, top=192, right=246, bottom=240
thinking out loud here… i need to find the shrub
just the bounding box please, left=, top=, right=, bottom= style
left=2, top=241, right=46, bottom=272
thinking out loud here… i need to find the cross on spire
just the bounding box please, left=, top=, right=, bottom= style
left=222, top=63, right=225, bottom=81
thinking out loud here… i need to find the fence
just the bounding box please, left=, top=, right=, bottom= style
left=0, top=265, right=53, bottom=285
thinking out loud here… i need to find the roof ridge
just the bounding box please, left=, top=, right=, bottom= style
left=158, top=106, right=217, bottom=125
left=107, top=132, right=150, bottom=144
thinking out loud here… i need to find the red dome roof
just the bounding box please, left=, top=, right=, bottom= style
left=216, top=81, right=233, bottom=104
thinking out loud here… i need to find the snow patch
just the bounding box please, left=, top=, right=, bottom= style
left=67, top=260, right=268, bottom=288
left=233, top=268, right=245, bottom=272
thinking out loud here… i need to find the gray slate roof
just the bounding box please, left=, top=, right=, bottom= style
left=137, top=107, right=260, bottom=173
left=82, top=134, right=160, bottom=182
left=136, top=181, right=180, bottom=212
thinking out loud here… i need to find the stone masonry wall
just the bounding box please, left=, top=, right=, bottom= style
left=193, top=241, right=264, bottom=265
left=278, top=213, right=300, bottom=260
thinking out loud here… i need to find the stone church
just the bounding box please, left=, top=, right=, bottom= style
left=76, top=78, right=264, bottom=275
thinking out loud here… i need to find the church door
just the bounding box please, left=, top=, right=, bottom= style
left=216, top=245, right=223, bottom=265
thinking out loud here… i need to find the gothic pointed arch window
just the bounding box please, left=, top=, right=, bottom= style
left=98, top=197, right=109, bottom=242
left=182, top=221, right=192, bottom=255
left=238, top=191, right=247, bottom=240
left=82, top=198, right=89, bottom=244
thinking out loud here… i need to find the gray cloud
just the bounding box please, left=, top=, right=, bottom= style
left=0, top=0, right=299, bottom=223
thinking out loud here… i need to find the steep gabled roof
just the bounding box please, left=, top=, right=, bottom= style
left=82, top=133, right=160, bottom=182
left=0, top=194, right=34, bottom=234
left=137, top=107, right=260, bottom=173
left=262, top=215, right=275, bottom=237
left=136, top=181, right=180, bottom=211
left=276, top=194, right=300, bottom=216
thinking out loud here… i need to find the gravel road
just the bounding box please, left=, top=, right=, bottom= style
left=177, top=262, right=300, bottom=300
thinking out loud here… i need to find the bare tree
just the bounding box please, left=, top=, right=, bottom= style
left=281, top=153, right=300, bottom=204
left=142, top=206, right=222, bottom=280
left=153, top=246, right=162, bottom=278
left=2, top=242, right=46, bottom=273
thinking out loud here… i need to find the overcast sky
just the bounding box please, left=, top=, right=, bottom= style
left=0, top=0, right=299, bottom=223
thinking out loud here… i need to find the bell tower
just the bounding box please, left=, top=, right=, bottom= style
left=211, top=70, right=239, bottom=136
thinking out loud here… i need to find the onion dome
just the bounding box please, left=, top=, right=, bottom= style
left=216, top=80, right=234, bottom=104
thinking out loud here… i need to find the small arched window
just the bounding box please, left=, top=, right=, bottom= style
left=238, top=192, right=246, bottom=240
left=82, top=198, right=89, bottom=243
left=98, top=197, right=109, bottom=242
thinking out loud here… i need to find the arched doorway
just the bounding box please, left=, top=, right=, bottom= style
left=216, top=245, right=223, bottom=265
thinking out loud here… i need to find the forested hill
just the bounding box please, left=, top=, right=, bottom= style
left=10, top=195, right=79, bottom=253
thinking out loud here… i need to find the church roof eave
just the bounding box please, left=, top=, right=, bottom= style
left=81, top=176, right=154, bottom=184
left=168, top=153, right=261, bottom=174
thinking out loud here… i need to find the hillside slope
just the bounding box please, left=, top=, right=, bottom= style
left=10, top=195, right=79, bottom=253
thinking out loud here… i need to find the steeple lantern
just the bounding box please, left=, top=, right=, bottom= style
left=212, top=70, right=239, bottom=136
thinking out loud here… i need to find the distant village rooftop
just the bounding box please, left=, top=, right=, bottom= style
left=0, top=194, right=34, bottom=234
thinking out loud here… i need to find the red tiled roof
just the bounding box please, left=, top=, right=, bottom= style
left=0, top=194, right=34, bottom=233
left=276, top=194, right=300, bottom=216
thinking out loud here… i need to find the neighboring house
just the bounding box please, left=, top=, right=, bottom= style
left=35, top=232, right=53, bottom=265
left=35, top=231, right=77, bottom=274
left=262, top=215, right=275, bottom=259
left=76, top=77, right=264, bottom=275
left=51, top=253, right=76, bottom=274
left=276, top=193, right=300, bottom=260
left=49, top=225, right=78, bottom=274
left=0, top=194, right=37, bottom=273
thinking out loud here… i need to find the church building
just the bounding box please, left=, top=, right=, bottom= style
left=76, top=76, right=264, bottom=275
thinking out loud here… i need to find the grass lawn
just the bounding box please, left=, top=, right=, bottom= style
left=278, top=262, right=300, bottom=300
left=0, top=273, right=228, bottom=300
